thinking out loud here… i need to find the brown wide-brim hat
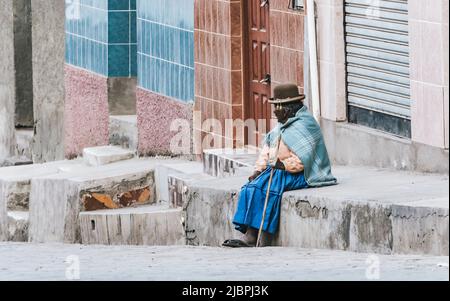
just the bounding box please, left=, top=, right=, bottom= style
left=269, top=83, right=306, bottom=105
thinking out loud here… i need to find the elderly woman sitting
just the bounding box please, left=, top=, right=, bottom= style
left=223, top=83, right=337, bottom=248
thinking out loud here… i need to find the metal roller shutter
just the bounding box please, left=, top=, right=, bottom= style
left=344, top=0, right=411, bottom=136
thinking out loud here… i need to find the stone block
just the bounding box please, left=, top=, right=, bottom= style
left=28, top=159, right=157, bottom=243
left=83, top=146, right=135, bottom=167
left=79, top=206, right=185, bottom=246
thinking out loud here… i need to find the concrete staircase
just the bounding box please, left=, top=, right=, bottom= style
left=0, top=146, right=205, bottom=246
left=1, top=145, right=448, bottom=256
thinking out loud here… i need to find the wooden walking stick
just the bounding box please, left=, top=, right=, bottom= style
left=256, top=168, right=274, bottom=248
left=256, top=135, right=281, bottom=248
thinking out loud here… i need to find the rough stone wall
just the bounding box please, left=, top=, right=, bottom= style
left=137, top=88, right=193, bottom=156
left=30, top=0, right=65, bottom=163
left=0, top=0, right=16, bottom=166
left=64, top=65, right=109, bottom=158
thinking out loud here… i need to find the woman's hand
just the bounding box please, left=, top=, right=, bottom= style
left=273, top=159, right=286, bottom=170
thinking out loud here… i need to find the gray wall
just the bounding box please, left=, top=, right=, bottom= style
left=108, top=77, right=137, bottom=116
left=0, top=0, right=17, bottom=165
left=13, top=0, right=33, bottom=128
left=31, top=0, right=65, bottom=163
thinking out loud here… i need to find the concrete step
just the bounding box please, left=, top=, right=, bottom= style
left=168, top=172, right=216, bottom=208
left=0, top=159, right=83, bottom=240
left=152, top=160, right=215, bottom=208
left=83, top=145, right=135, bottom=166
left=154, top=161, right=204, bottom=205
left=79, top=205, right=185, bottom=246
left=203, top=148, right=256, bottom=178
left=0, top=162, right=66, bottom=212
left=7, top=211, right=28, bottom=242
left=182, top=165, right=449, bottom=256
left=109, top=115, right=138, bottom=151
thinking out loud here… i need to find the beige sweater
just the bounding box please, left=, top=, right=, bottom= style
left=254, top=140, right=304, bottom=173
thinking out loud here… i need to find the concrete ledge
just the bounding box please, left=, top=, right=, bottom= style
left=79, top=205, right=185, bottom=246
left=152, top=160, right=207, bottom=206
left=203, top=148, right=256, bottom=178
left=168, top=172, right=215, bottom=208
left=0, top=160, right=82, bottom=211
left=183, top=166, right=449, bottom=255
left=0, top=160, right=82, bottom=240
left=321, top=119, right=449, bottom=174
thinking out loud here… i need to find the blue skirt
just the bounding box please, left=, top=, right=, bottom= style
left=233, top=166, right=309, bottom=234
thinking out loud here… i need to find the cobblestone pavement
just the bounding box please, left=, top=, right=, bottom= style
left=0, top=243, right=448, bottom=281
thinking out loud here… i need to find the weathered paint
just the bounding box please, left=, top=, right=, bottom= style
left=82, top=187, right=152, bottom=211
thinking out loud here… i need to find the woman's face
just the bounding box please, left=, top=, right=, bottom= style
left=274, top=105, right=290, bottom=124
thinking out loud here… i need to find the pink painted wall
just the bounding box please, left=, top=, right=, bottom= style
left=137, top=88, right=193, bottom=156
left=64, top=65, right=109, bottom=158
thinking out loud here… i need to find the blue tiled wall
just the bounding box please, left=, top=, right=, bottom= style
left=65, top=0, right=137, bottom=77
left=137, top=0, right=194, bottom=102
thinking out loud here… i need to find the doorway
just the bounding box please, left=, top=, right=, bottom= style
left=243, top=0, right=272, bottom=147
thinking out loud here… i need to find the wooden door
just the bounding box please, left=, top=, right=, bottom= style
left=244, top=0, right=272, bottom=147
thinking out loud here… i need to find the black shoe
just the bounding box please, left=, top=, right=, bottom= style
left=222, top=239, right=254, bottom=248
